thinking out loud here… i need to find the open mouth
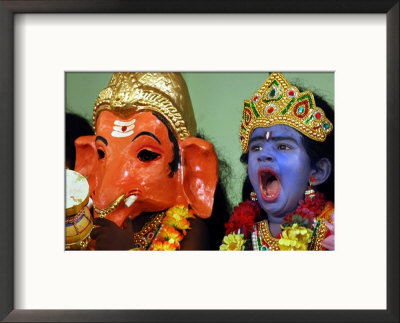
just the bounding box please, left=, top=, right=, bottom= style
left=258, top=168, right=281, bottom=202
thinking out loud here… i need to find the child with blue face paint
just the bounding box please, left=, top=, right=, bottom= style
left=220, top=73, right=334, bottom=251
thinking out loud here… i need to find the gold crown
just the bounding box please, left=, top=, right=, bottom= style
left=93, top=72, right=196, bottom=140
left=240, top=73, right=333, bottom=153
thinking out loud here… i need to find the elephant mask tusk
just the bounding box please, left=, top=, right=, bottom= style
left=124, top=195, right=138, bottom=208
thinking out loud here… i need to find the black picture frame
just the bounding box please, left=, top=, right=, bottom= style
left=0, top=1, right=398, bottom=322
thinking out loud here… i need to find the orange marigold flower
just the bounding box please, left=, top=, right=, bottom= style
left=158, top=226, right=183, bottom=243
left=149, top=239, right=178, bottom=251
left=163, top=215, right=191, bottom=233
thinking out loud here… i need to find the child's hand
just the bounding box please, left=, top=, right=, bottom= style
left=90, top=217, right=134, bottom=250
left=321, top=213, right=335, bottom=250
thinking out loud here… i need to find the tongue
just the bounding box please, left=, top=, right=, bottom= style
left=266, top=179, right=280, bottom=196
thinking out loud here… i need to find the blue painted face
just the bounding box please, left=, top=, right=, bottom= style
left=248, top=125, right=312, bottom=222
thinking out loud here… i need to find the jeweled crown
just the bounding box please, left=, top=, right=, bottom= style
left=240, top=73, right=333, bottom=153
left=93, top=72, right=196, bottom=140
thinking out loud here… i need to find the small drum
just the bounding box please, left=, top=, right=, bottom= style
left=65, top=169, right=93, bottom=250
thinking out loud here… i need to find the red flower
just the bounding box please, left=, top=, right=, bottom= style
left=225, top=200, right=261, bottom=238
left=297, top=192, right=326, bottom=216
left=283, top=192, right=327, bottom=225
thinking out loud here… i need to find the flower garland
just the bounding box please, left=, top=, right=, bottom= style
left=148, top=205, right=195, bottom=251
left=224, top=199, right=262, bottom=239
left=220, top=192, right=330, bottom=251
left=282, top=192, right=326, bottom=228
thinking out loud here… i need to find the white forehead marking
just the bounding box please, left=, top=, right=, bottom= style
left=112, top=130, right=134, bottom=138
left=114, top=119, right=136, bottom=126
left=265, top=131, right=271, bottom=141
left=111, top=118, right=136, bottom=138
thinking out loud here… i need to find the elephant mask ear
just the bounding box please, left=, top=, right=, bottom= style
left=180, top=138, right=219, bottom=219
left=74, top=135, right=97, bottom=193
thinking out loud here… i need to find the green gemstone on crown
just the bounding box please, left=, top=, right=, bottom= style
left=281, top=98, right=295, bottom=115
left=251, top=103, right=260, bottom=118
left=304, top=115, right=313, bottom=124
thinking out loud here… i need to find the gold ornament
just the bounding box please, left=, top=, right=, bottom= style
left=309, top=220, right=329, bottom=250
left=132, top=212, right=165, bottom=250
left=240, top=73, right=333, bottom=153
left=304, top=178, right=316, bottom=199
left=93, top=193, right=125, bottom=218
left=93, top=72, right=197, bottom=140
left=65, top=169, right=93, bottom=250
left=258, top=220, right=280, bottom=251
left=65, top=206, right=93, bottom=250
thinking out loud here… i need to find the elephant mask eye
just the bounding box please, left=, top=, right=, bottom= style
left=137, top=149, right=161, bottom=162
left=97, top=149, right=105, bottom=159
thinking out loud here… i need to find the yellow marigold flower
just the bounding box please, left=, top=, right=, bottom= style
left=278, top=223, right=313, bottom=251
left=166, top=205, right=195, bottom=219
left=164, top=205, right=193, bottom=233
left=219, top=233, right=246, bottom=251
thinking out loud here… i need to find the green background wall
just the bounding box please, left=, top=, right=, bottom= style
left=66, top=72, right=334, bottom=211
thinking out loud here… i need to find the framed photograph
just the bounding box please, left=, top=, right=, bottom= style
left=1, top=1, right=398, bottom=322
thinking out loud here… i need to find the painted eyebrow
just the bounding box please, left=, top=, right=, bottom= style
left=132, top=131, right=161, bottom=145
left=95, top=136, right=108, bottom=146
left=249, top=136, right=299, bottom=145
left=269, top=136, right=299, bottom=144
left=249, top=135, right=265, bottom=143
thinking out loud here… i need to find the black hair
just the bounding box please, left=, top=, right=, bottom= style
left=197, top=132, right=231, bottom=250
left=147, top=118, right=231, bottom=249
left=240, top=88, right=335, bottom=202
left=66, top=113, right=94, bottom=169
left=301, top=93, right=334, bottom=201
left=152, top=113, right=181, bottom=177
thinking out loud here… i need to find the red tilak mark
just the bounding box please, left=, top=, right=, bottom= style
left=310, top=176, right=315, bottom=182
left=122, top=126, right=127, bottom=132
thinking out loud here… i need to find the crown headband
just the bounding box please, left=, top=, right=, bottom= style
left=239, top=73, right=333, bottom=153
left=93, top=72, right=197, bottom=140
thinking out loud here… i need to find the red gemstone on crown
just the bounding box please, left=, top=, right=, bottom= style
left=288, top=90, right=294, bottom=96
left=267, top=107, right=274, bottom=114
left=253, top=94, right=260, bottom=102
left=122, top=126, right=127, bottom=132
left=315, top=112, right=322, bottom=119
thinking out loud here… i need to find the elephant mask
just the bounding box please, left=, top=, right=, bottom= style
left=74, top=73, right=218, bottom=227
